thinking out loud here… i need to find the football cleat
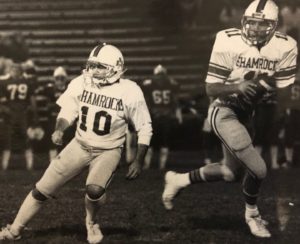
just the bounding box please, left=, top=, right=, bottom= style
left=86, top=221, right=103, bottom=244
left=246, top=215, right=271, bottom=238
left=0, top=225, right=21, bottom=241
left=162, top=171, right=183, bottom=210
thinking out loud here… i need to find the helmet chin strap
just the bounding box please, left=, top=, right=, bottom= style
left=83, top=68, right=127, bottom=87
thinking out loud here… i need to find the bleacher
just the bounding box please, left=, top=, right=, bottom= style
left=0, top=0, right=218, bottom=97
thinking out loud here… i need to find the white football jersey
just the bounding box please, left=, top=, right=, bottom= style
left=206, top=28, right=298, bottom=88
left=57, top=75, right=152, bottom=149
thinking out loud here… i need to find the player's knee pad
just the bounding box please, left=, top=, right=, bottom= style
left=86, top=184, right=105, bottom=201
left=32, top=187, right=48, bottom=201
left=234, top=144, right=267, bottom=180
left=221, top=164, right=236, bottom=182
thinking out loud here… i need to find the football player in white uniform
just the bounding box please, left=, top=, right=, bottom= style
left=0, top=43, right=152, bottom=243
left=162, top=0, right=297, bottom=238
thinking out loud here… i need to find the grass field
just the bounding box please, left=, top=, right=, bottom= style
left=0, top=152, right=299, bottom=244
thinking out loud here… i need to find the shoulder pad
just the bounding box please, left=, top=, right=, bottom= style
left=274, top=31, right=297, bottom=49
left=0, top=74, right=10, bottom=80
left=218, top=28, right=241, bottom=39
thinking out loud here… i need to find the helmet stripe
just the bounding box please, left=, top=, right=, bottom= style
left=256, top=0, right=267, bottom=13
left=92, top=44, right=103, bottom=57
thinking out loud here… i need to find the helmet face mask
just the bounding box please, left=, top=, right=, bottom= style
left=84, top=44, right=125, bottom=87
left=241, top=16, right=277, bottom=46
left=241, top=0, right=278, bottom=46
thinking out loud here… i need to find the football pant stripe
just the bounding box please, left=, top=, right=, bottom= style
left=210, top=107, right=256, bottom=178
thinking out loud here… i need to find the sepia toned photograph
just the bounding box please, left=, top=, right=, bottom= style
left=0, top=0, right=299, bottom=243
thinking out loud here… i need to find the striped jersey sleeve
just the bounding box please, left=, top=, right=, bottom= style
left=206, top=31, right=234, bottom=84
left=274, top=38, right=298, bottom=88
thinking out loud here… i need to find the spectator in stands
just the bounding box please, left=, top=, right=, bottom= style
left=0, top=63, right=37, bottom=170
left=6, top=32, right=29, bottom=63
left=0, top=34, right=14, bottom=76
left=278, top=1, right=300, bottom=42
left=177, top=0, right=203, bottom=30
left=151, top=0, right=222, bottom=31
left=140, top=64, right=181, bottom=170
left=219, top=0, right=247, bottom=28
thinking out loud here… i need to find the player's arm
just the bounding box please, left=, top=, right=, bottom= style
left=205, top=30, right=257, bottom=99
left=206, top=82, right=257, bottom=98
left=274, top=37, right=298, bottom=95
left=51, top=78, right=80, bottom=145
left=29, top=94, right=39, bottom=125
left=126, top=86, right=153, bottom=180
left=172, top=79, right=183, bottom=124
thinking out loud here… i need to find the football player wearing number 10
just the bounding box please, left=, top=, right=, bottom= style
left=162, top=0, right=297, bottom=238
left=0, top=43, right=153, bottom=243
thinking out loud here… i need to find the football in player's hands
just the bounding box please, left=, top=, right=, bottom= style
left=243, top=71, right=275, bottom=97
left=255, top=73, right=276, bottom=92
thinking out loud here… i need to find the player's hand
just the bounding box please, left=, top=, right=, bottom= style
left=51, top=130, right=64, bottom=145
left=238, top=81, right=257, bottom=103
left=126, top=160, right=141, bottom=180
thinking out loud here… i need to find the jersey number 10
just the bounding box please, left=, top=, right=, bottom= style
left=79, top=106, right=112, bottom=135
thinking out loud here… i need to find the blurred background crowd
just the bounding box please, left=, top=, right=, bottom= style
left=0, top=0, right=300, bottom=171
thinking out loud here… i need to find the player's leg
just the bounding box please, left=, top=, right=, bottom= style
left=282, top=110, right=297, bottom=168
left=162, top=144, right=238, bottom=210
left=162, top=106, right=270, bottom=237
left=144, top=119, right=158, bottom=170
left=144, top=147, right=153, bottom=170
left=85, top=147, right=121, bottom=243
left=25, top=148, right=34, bottom=170
left=19, top=116, right=34, bottom=170
left=162, top=107, right=241, bottom=210
left=210, top=107, right=270, bottom=237
left=1, top=150, right=11, bottom=170
left=43, top=120, right=59, bottom=161
left=159, top=147, right=169, bottom=170
left=1, top=123, right=12, bottom=170
left=269, top=105, right=282, bottom=170
left=158, top=117, right=172, bottom=170
left=0, top=139, right=91, bottom=240
left=253, top=105, right=266, bottom=162
left=125, top=127, right=137, bottom=164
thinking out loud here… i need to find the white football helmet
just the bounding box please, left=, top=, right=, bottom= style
left=53, top=66, right=68, bottom=90
left=241, top=0, right=278, bottom=46
left=84, top=43, right=125, bottom=86
left=153, top=64, right=167, bottom=75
